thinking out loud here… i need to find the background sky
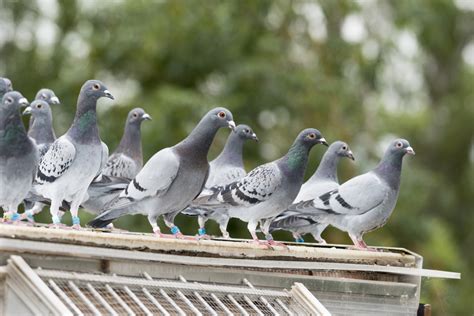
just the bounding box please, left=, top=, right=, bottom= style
left=0, top=0, right=473, bottom=314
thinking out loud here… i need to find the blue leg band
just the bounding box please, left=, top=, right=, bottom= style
left=170, top=226, right=180, bottom=235
left=296, top=237, right=305, bottom=243
left=11, top=213, right=20, bottom=221
left=198, top=228, right=206, bottom=236
left=25, top=210, right=35, bottom=219
left=52, top=215, right=61, bottom=224
left=72, top=216, right=81, bottom=225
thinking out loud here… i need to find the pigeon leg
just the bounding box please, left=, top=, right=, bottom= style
left=261, top=218, right=288, bottom=249
left=310, top=224, right=328, bottom=244
left=248, top=220, right=271, bottom=249
left=21, top=202, right=44, bottom=222
left=163, top=212, right=186, bottom=239
left=218, top=215, right=230, bottom=239
left=49, top=199, right=66, bottom=229
left=196, top=215, right=211, bottom=240
left=293, top=232, right=305, bottom=243
left=69, top=199, right=82, bottom=230
left=148, top=214, right=167, bottom=238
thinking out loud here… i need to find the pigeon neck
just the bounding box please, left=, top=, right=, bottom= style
left=177, top=117, right=219, bottom=159
left=374, top=151, right=403, bottom=190
left=116, top=121, right=143, bottom=166
left=0, top=108, right=29, bottom=151
left=28, top=115, right=56, bottom=144
left=308, top=150, right=339, bottom=183
left=281, top=141, right=310, bottom=181
left=68, top=96, right=100, bottom=144
left=213, top=133, right=245, bottom=167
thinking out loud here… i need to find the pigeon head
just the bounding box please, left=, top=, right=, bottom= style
left=387, top=139, right=415, bottom=158
left=234, top=124, right=258, bottom=141
left=80, top=80, right=114, bottom=101
left=1, top=91, right=28, bottom=111
left=331, top=141, right=355, bottom=160
left=23, top=100, right=51, bottom=119
left=0, top=77, right=13, bottom=97
left=127, top=107, right=152, bottom=125
left=35, top=88, right=60, bottom=105
left=206, top=107, right=235, bottom=130
left=294, top=128, right=327, bottom=148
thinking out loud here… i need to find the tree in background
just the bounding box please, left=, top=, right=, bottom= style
left=0, top=0, right=472, bottom=313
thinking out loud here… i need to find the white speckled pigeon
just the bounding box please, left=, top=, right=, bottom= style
left=88, top=107, right=236, bottom=238
left=102, top=107, right=151, bottom=179
left=269, top=141, right=354, bottom=243
left=28, top=88, right=60, bottom=130
left=288, top=139, right=415, bottom=250
left=33, top=80, right=114, bottom=228
left=0, top=91, right=38, bottom=222
left=193, top=129, right=328, bottom=247
left=182, top=124, right=258, bottom=238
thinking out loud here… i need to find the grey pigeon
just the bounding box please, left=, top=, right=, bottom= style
left=88, top=107, right=236, bottom=238
left=182, top=124, right=258, bottom=238
left=193, top=129, right=328, bottom=246
left=33, top=80, right=114, bottom=228
left=0, top=78, right=13, bottom=98
left=0, top=91, right=38, bottom=222
left=28, top=88, right=60, bottom=130
left=21, top=100, right=58, bottom=221
left=269, top=141, right=354, bottom=243
left=288, top=139, right=414, bottom=250
left=102, top=107, right=151, bottom=179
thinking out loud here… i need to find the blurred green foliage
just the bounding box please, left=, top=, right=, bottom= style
left=0, top=0, right=473, bottom=314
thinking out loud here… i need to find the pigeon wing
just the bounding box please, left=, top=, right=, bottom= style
left=35, top=136, right=76, bottom=184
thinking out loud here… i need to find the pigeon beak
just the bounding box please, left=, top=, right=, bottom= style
left=405, top=146, right=415, bottom=155
left=22, top=106, right=32, bottom=116
left=142, top=113, right=152, bottom=121
left=347, top=150, right=355, bottom=161
left=319, top=138, right=329, bottom=147
left=19, top=97, right=29, bottom=107
left=251, top=133, right=259, bottom=142
left=228, top=120, right=236, bottom=131
left=103, top=90, right=114, bottom=100
left=50, top=96, right=60, bottom=105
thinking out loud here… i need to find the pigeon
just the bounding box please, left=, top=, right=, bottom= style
left=192, top=128, right=328, bottom=246
left=28, top=88, right=60, bottom=130
left=23, top=100, right=56, bottom=158
left=0, top=77, right=13, bottom=98
left=88, top=107, right=236, bottom=238
left=102, top=107, right=151, bottom=179
left=288, top=139, right=415, bottom=250
left=182, top=124, right=258, bottom=238
left=268, top=141, right=354, bottom=243
left=33, top=80, right=114, bottom=228
left=0, top=91, right=39, bottom=222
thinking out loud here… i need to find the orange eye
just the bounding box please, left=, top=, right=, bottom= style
left=218, top=111, right=226, bottom=118
left=93, top=84, right=100, bottom=90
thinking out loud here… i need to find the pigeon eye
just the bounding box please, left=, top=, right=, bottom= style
left=218, top=111, right=226, bottom=118
left=93, top=84, right=100, bottom=90
left=342, top=146, right=347, bottom=150
left=37, top=104, right=42, bottom=109
left=5, top=97, right=13, bottom=104
left=244, top=129, right=249, bottom=133
left=308, top=133, right=316, bottom=139
left=396, top=142, right=403, bottom=148
left=133, top=113, right=138, bottom=118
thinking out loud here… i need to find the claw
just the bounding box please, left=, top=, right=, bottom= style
left=249, top=239, right=272, bottom=249
left=267, top=239, right=289, bottom=250
left=71, top=224, right=82, bottom=230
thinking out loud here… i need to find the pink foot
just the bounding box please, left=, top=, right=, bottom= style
left=48, top=223, right=67, bottom=229
left=267, top=240, right=289, bottom=249
left=249, top=239, right=272, bottom=249
left=71, top=224, right=82, bottom=230
left=196, top=234, right=211, bottom=240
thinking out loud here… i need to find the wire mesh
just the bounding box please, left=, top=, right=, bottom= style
left=39, top=269, right=308, bottom=315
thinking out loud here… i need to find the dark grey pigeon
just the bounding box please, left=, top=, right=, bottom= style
left=289, top=139, right=414, bottom=250
left=0, top=77, right=13, bottom=99
left=102, top=107, right=152, bottom=179
left=0, top=91, right=38, bottom=222
left=88, top=107, right=236, bottom=238
left=33, top=80, right=114, bottom=228
left=269, top=141, right=354, bottom=243
left=28, top=88, right=60, bottom=130
left=182, top=124, right=258, bottom=238
left=193, top=129, right=328, bottom=247
left=23, top=100, right=56, bottom=158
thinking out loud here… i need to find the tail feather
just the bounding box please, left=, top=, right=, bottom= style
left=88, top=207, right=130, bottom=228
